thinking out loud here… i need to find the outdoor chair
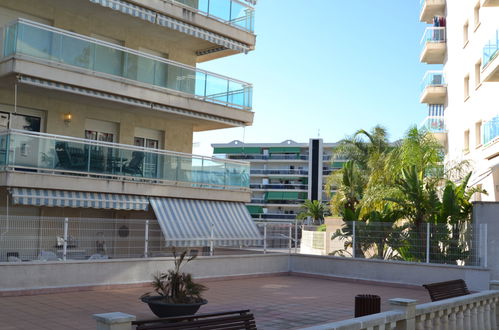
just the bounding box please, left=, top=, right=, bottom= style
left=38, top=250, right=60, bottom=261
left=55, top=142, right=87, bottom=171
left=88, top=254, right=108, bottom=260
left=123, top=151, right=144, bottom=176
left=422, top=279, right=470, bottom=301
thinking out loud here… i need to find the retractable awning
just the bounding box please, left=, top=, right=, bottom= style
left=10, top=188, right=149, bottom=210
left=150, top=197, right=262, bottom=247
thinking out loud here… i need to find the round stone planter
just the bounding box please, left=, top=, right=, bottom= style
left=141, top=296, right=208, bottom=318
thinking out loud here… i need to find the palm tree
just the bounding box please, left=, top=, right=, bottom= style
left=297, top=199, right=328, bottom=225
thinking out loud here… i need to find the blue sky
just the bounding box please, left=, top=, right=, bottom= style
left=194, top=0, right=429, bottom=155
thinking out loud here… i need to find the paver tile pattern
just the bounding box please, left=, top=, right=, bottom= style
left=0, top=275, right=430, bottom=330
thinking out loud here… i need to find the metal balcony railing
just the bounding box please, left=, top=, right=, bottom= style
left=482, top=116, right=499, bottom=146
left=2, top=19, right=253, bottom=110
left=483, top=30, right=499, bottom=68
left=249, top=184, right=308, bottom=190
left=420, top=116, right=446, bottom=133
left=0, top=129, right=250, bottom=190
left=250, top=169, right=308, bottom=175
left=173, top=0, right=255, bottom=32
left=421, top=71, right=446, bottom=92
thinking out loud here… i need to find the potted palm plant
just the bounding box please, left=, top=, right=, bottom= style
left=140, top=249, right=207, bottom=317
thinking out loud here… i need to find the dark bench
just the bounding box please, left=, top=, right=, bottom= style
left=132, top=310, right=257, bottom=329
left=422, top=279, right=470, bottom=302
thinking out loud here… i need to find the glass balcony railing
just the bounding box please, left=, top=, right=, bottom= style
left=0, top=129, right=250, bottom=190
left=420, top=27, right=446, bottom=45
left=482, top=116, right=499, bottom=146
left=421, top=71, right=446, bottom=92
left=2, top=19, right=253, bottom=110
left=483, top=30, right=499, bottom=68
left=249, top=184, right=308, bottom=190
left=420, top=116, right=446, bottom=133
left=250, top=169, right=308, bottom=175
left=174, top=0, right=255, bottom=32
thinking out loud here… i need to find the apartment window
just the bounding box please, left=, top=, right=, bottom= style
left=475, top=60, right=482, bottom=88
left=464, top=75, right=470, bottom=100
left=475, top=121, right=482, bottom=147
left=464, top=130, right=470, bottom=152
left=474, top=3, right=481, bottom=29
left=463, top=21, right=469, bottom=46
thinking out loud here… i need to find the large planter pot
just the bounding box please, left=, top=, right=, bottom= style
left=141, top=296, right=208, bottom=318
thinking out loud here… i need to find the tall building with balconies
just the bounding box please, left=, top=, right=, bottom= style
left=0, top=0, right=261, bottom=259
left=419, top=0, right=499, bottom=201
left=212, top=139, right=345, bottom=223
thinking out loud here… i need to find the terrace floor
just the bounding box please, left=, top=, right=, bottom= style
left=0, top=274, right=430, bottom=330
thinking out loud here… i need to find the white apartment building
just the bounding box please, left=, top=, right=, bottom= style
left=420, top=0, right=499, bottom=201
left=212, top=139, right=345, bottom=223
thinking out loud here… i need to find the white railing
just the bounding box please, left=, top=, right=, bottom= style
left=302, top=291, right=499, bottom=330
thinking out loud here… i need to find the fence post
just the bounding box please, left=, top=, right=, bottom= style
left=144, top=220, right=149, bottom=258
left=481, top=224, right=488, bottom=268
left=426, top=223, right=430, bottom=264
left=288, top=224, right=292, bottom=254
left=210, top=223, right=214, bottom=256
left=294, top=219, right=298, bottom=254
left=63, top=217, right=68, bottom=261
left=263, top=223, right=267, bottom=254
left=389, top=298, right=417, bottom=330
left=93, top=312, right=135, bottom=330
left=352, top=221, right=356, bottom=258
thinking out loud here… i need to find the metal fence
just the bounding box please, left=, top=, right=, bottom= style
left=0, top=216, right=299, bottom=262
left=0, top=216, right=487, bottom=267
left=306, top=221, right=487, bottom=267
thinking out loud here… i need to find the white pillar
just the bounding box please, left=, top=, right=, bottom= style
left=93, top=312, right=135, bottom=330
left=63, top=217, right=69, bottom=261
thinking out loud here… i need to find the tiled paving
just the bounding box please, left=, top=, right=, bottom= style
left=0, top=275, right=430, bottom=330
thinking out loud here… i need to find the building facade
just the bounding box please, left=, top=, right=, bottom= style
left=212, top=139, right=345, bottom=223
left=0, top=0, right=261, bottom=260
left=419, top=0, right=499, bottom=201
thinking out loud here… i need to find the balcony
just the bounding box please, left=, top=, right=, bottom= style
left=420, top=0, right=446, bottom=23
left=420, top=116, right=447, bottom=145
left=481, top=0, right=499, bottom=6
left=482, top=30, right=499, bottom=82
left=0, top=129, right=249, bottom=192
left=1, top=19, right=253, bottom=121
left=249, top=183, right=308, bottom=190
left=420, top=71, right=447, bottom=104
left=420, top=27, right=446, bottom=64
left=174, top=0, right=255, bottom=33
left=249, top=169, right=308, bottom=176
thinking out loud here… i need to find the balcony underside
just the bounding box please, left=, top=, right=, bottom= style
left=0, top=171, right=251, bottom=203
left=0, top=57, right=254, bottom=130
left=420, top=0, right=446, bottom=23
left=483, top=138, right=499, bottom=160
left=482, top=55, right=499, bottom=82
left=431, top=131, right=447, bottom=147
left=420, top=86, right=447, bottom=104
left=481, top=0, right=499, bottom=6
left=420, top=43, right=446, bottom=64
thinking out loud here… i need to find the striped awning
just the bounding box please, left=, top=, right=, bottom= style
left=17, top=76, right=243, bottom=127
left=150, top=198, right=262, bottom=247
left=88, top=0, right=249, bottom=53
left=10, top=188, right=149, bottom=211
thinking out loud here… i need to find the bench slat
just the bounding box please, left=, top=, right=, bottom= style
left=134, top=310, right=257, bottom=330
left=423, top=279, right=470, bottom=302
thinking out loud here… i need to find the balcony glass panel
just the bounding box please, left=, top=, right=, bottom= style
left=483, top=30, right=499, bottom=68
left=175, top=0, right=255, bottom=32
left=421, top=71, right=446, bottom=92
left=420, top=27, right=446, bottom=44
left=2, top=20, right=252, bottom=111
left=0, top=130, right=249, bottom=190
left=482, top=116, right=499, bottom=146
left=420, top=116, right=446, bottom=133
